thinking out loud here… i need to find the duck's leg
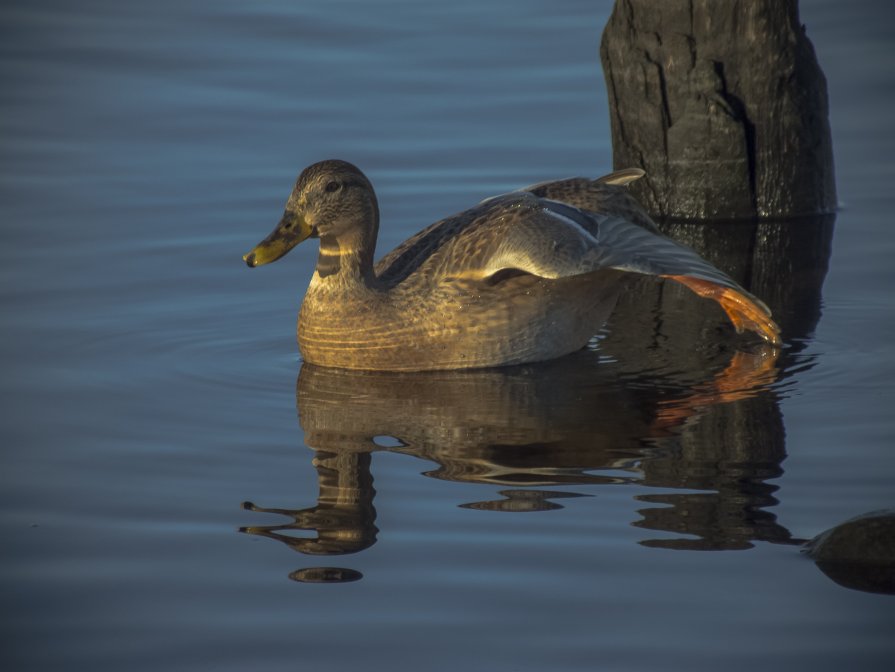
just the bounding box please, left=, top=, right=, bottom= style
left=584, top=214, right=782, bottom=346
left=660, top=275, right=782, bottom=346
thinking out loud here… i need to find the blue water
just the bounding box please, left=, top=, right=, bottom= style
left=2, top=1, right=893, bottom=670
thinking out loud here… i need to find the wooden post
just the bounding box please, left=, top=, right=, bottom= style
left=600, top=0, right=836, bottom=219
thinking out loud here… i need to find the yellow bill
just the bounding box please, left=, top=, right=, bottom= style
left=243, top=210, right=314, bottom=267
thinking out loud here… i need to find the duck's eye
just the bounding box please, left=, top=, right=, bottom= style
left=324, top=181, right=341, bottom=193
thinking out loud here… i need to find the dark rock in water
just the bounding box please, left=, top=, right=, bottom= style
left=803, top=510, right=895, bottom=594
left=804, top=510, right=895, bottom=564
left=600, top=0, right=837, bottom=219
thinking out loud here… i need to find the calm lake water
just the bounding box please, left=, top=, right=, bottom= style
left=3, top=1, right=894, bottom=670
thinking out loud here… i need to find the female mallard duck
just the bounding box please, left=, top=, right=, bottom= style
left=244, top=160, right=780, bottom=371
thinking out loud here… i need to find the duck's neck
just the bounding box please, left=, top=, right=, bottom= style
left=311, top=230, right=378, bottom=293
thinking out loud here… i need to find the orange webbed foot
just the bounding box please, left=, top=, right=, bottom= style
left=661, top=275, right=782, bottom=346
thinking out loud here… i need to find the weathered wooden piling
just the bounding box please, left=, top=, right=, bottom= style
left=600, top=0, right=836, bottom=219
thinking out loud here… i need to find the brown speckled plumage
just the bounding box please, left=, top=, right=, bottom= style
left=245, top=160, right=780, bottom=371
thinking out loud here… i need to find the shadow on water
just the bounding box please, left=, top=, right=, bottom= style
left=238, top=214, right=895, bottom=591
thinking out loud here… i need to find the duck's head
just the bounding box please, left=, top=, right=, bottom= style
left=243, top=159, right=379, bottom=268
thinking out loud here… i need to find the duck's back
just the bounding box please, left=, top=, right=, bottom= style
left=522, top=170, right=658, bottom=234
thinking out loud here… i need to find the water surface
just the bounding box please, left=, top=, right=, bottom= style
left=2, top=1, right=894, bottom=670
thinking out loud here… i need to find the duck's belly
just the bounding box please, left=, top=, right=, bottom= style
left=298, top=271, right=626, bottom=371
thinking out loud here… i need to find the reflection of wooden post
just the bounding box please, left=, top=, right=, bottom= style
left=636, top=393, right=790, bottom=550
left=601, top=0, right=836, bottom=219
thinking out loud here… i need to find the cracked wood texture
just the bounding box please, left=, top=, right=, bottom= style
left=600, top=0, right=836, bottom=219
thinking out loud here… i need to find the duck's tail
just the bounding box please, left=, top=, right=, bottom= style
left=595, top=168, right=645, bottom=186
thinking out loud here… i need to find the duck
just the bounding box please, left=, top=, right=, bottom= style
left=243, top=159, right=780, bottom=371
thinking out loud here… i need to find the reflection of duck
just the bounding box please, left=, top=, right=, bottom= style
left=241, top=450, right=378, bottom=556
left=296, top=349, right=784, bottom=501
left=240, top=347, right=790, bottom=563
left=243, top=160, right=780, bottom=371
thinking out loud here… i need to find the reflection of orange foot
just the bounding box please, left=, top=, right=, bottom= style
left=711, top=348, right=781, bottom=399
left=662, top=275, right=782, bottom=346
left=652, top=345, right=781, bottom=434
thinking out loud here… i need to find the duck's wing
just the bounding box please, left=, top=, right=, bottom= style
left=375, top=210, right=480, bottom=285
left=375, top=169, right=650, bottom=283
left=521, top=169, right=660, bottom=234
left=580, top=212, right=781, bottom=345
left=428, top=192, right=780, bottom=345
